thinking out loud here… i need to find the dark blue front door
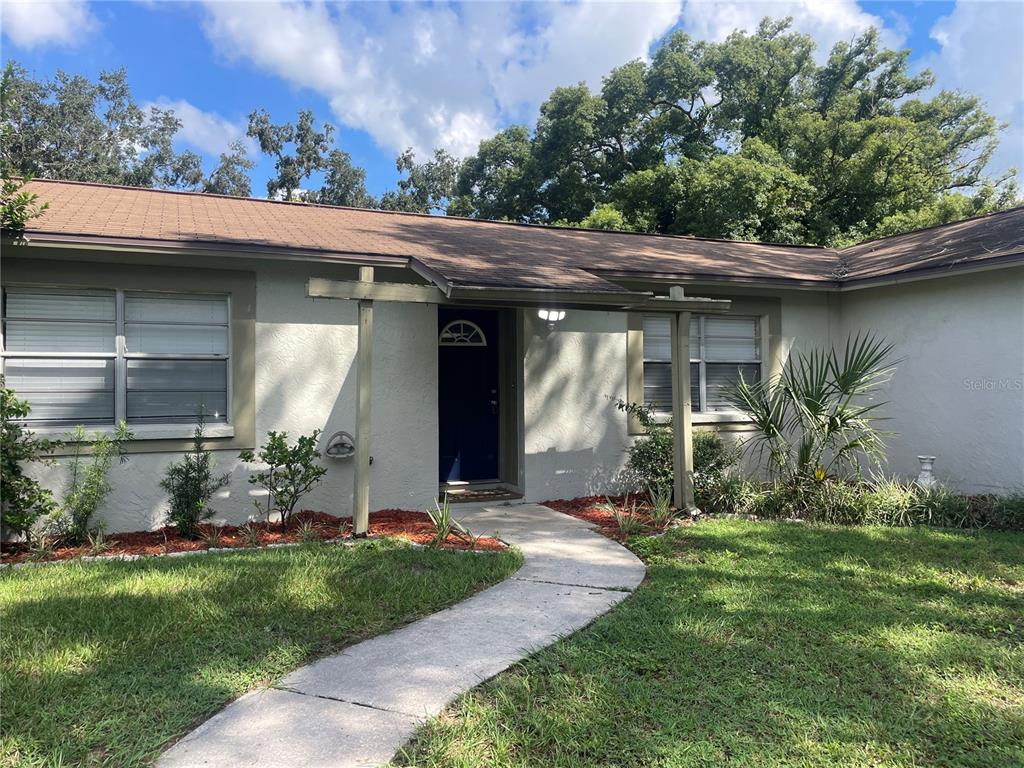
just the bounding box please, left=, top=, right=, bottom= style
left=438, top=308, right=500, bottom=482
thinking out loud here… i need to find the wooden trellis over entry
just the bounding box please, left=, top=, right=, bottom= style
left=307, top=275, right=729, bottom=534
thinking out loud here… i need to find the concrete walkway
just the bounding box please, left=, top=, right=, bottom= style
left=157, top=503, right=646, bottom=768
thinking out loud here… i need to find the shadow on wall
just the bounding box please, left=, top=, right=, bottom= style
left=521, top=312, right=633, bottom=500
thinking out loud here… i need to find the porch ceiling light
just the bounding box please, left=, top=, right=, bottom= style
left=537, top=308, right=566, bottom=328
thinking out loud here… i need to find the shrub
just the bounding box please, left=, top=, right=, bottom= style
left=693, top=431, right=741, bottom=508
left=803, top=480, right=867, bottom=525
left=0, top=378, right=59, bottom=543
left=49, top=423, right=133, bottom=545
left=614, top=400, right=739, bottom=506
left=200, top=525, right=224, bottom=549
left=240, top=430, right=328, bottom=530
left=986, top=492, right=1024, bottom=531
left=160, top=417, right=230, bottom=539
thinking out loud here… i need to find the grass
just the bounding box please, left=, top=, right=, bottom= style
left=399, top=520, right=1024, bottom=768
left=0, top=539, right=521, bottom=768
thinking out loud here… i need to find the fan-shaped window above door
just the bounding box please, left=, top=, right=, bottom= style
left=439, top=319, right=487, bottom=346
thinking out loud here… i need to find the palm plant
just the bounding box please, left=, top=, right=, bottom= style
left=729, top=333, right=897, bottom=485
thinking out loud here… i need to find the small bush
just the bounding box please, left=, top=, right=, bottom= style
left=49, top=423, right=133, bottom=545
left=1, top=378, right=59, bottom=543
left=297, top=519, right=321, bottom=544
left=240, top=522, right=263, bottom=548
left=240, top=430, right=328, bottom=530
left=200, top=525, right=224, bottom=549
left=803, top=480, right=867, bottom=525
left=986, top=492, right=1024, bottom=531
left=614, top=400, right=739, bottom=506
left=601, top=495, right=645, bottom=537
left=160, top=417, right=230, bottom=540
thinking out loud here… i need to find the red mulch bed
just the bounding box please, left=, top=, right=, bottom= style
left=0, top=509, right=507, bottom=565
left=543, top=495, right=682, bottom=541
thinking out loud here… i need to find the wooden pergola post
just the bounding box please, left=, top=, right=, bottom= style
left=353, top=266, right=374, bottom=536
left=669, top=286, right=698, bottom=515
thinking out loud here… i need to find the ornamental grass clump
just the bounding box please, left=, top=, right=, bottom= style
left=647, top=484, right=676, bottom=530
left=426, top=494, right=474, bottom=547
left=601, top=495, right=646, bottom=537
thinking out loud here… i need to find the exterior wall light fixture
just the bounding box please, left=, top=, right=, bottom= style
left=537, top=308, right=566, bottom=329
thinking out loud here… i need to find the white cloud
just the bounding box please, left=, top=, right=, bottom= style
left=201, top=0, right=682, bottom=158
left=1, top=0, right=96, bottom=48
left=681, top=0, right=904, bottom=58
left=920, top=0, right=1024, bottom=185
left=144, top=98, right=254, bottom=158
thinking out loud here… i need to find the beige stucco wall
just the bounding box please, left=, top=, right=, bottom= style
left=23, top=263, right=439, bottom=532
left=14, top=255, right=1021, bottom=535
left=521, top=309, right=632, bottom=500
left=838, top=267, right=1024, bottom=493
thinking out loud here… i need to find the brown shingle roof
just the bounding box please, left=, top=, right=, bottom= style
left=16, top=179, right=1024, bottom=291
left=839, top=206, right=1024, bottom=280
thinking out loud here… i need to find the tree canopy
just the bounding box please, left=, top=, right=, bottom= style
left=453, top=19, right=1018, bottom=244
left=2, top=18, right=1018, bottom=244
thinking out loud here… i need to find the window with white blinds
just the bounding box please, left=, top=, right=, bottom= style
left=2, top=288, right=230, bottom=426
left=642, top=314, right=761, bottom=414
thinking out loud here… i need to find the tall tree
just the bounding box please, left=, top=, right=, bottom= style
left=306, top=148, right=375, bottom=208
left=2, top=62, right=203, bottom=189
left=246, top=108, right=334, bottom=201
left=452, top=18, right=1016, bottom=243
left=203, top=140, right=254, bottom=197
left=379, top=148, right=460, bottom=214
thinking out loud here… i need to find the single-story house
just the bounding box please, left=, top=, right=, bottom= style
left=2, top=179, right=1022, bottom=534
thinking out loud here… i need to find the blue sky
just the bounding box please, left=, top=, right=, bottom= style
left=2, top=1, right=1022, bottom=197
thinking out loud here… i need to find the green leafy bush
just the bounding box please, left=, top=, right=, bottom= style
left=240, top=430, right=328, bottom=530
left=614, top=399, right=739, bottom=507
left=160, top=417, right=230, bottom=539
left=49, top=423, right=133, bottom=545
left=0, top=378, right=59, bottom=542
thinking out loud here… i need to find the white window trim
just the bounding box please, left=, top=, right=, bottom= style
left=1, top=286, right=233, bottom=439
left=642, top=313, right=764, bottom=423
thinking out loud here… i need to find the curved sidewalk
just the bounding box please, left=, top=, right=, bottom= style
left=157, top=503, right=646, bottom=768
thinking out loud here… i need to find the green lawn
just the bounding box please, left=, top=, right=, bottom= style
left=399, top=521, right=1024, bottom=768
left=0, top=539, right=521, bottom=768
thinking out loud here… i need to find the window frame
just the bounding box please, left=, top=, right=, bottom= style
left=690, top=314, right=762, bottom=414
left=639, top=312, right=764, bottom=421
left=1, top=285, right=233, bottom=437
